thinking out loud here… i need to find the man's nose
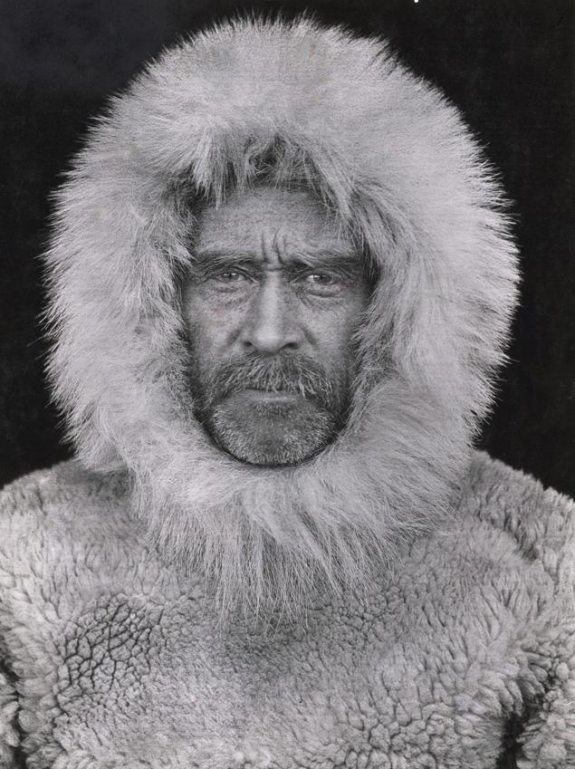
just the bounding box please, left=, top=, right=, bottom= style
left=240, top=278, right=302, bottom=354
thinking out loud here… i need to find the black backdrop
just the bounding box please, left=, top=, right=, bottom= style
left=1, top=0, right=573, bottom=495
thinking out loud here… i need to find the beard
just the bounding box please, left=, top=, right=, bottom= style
left=188, top=352, right=352, bottom=467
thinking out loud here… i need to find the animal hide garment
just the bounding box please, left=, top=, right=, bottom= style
left=0, top=17, right=574, bottom=769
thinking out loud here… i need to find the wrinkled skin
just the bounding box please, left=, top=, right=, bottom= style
left=182, top=187, right=370, bottom=466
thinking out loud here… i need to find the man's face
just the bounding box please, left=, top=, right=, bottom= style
left=182, top=186, right=370, bottom=467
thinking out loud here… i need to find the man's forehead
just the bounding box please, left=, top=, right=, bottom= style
left=195, top=186, right=358, bottom=263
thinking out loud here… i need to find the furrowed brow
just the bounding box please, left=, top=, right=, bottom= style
left=191, top=249, right=259, bottom=270
left=191, top=248, right=366, bottom=277
left=290, top=252, right=365, bottom=274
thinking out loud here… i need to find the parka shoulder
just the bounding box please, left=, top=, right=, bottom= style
left=0, top=462, right=136, bottom=578
left=461, top=451, right=575, bottom=577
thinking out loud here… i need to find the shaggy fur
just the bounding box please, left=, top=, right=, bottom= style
left=43, top=18, right=518, bottom=613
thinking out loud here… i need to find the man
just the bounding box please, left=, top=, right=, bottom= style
left=0, top=17, right=573, bottom=769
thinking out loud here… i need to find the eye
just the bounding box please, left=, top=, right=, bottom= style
left=214, top=269, right=248, bottom=283
left=205, top=267, right=256, bottom=291
left=307, top=273, right=335, bottom=284
left=301, top=271, right=345, bottom=296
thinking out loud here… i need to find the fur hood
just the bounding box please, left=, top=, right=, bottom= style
left=45, top=18, right=519, bottom=610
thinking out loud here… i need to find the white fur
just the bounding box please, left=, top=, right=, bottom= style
left=44, top=18, right=519, bottom=614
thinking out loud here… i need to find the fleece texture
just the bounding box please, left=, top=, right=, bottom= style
left=1, top=455, right=575, bottom=768
left=1, top=16, right=574, bottom=768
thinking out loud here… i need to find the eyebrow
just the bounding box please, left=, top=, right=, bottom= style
left=192, top=248, right=363, bottom=272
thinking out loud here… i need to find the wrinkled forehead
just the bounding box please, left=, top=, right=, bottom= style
left=194, top=185, right=359, bottom=264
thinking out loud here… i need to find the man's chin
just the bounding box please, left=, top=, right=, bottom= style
left=207, top=390, right=338, bottom=467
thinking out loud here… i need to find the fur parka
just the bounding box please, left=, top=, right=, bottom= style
left=1, top=18, right=574, bottom=769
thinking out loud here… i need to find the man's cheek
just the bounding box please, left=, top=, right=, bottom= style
left=185, top=313, right=234, bottom=358
left=200, top=302, right=245, bottom=334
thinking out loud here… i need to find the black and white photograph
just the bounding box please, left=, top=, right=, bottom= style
left=0, top=2, right=573, bottom=767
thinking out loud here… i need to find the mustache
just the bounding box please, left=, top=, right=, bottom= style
left=206, top=354, right=336, bottom=406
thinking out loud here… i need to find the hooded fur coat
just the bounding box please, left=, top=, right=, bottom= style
left=1, top=18, right=574, bottom=769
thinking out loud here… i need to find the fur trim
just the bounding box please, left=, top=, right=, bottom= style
left=44, top=18, right=519, bottom=613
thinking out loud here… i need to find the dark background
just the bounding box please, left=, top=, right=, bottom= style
left=1, top=0, right=573, bottom=494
